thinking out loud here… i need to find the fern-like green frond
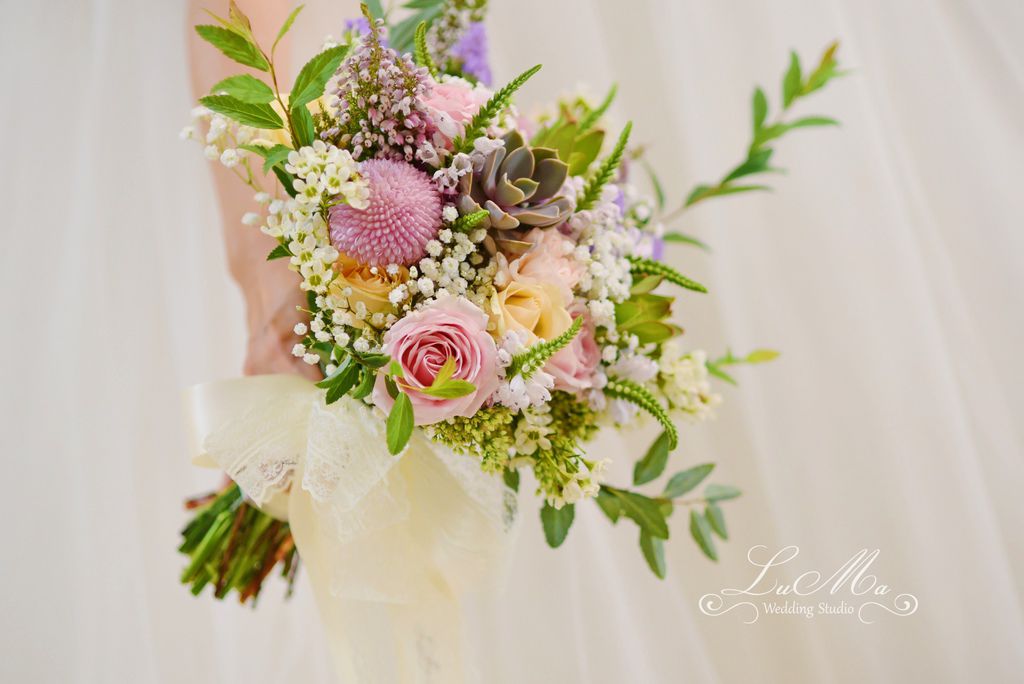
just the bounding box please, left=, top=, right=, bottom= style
left=604, top=378, right=678, bottom=449
left=577, top=83, right=618, bottom=134
left=627, top=255, right=707, bottom=293
left=453, top=64, right=542, bottom=154
left=449, top=209, right=489, bottom=233
left=576, top=121, right=632, bottom=211
left=507, top=316, right=583, bottom=381
left=413, top=21, right=438, bottom=77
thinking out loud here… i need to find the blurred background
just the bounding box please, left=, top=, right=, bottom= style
left=2, top=0, right=1023, bottom=681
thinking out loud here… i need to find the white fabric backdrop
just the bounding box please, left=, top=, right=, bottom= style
left=2, top=0, right=1022, bottom=681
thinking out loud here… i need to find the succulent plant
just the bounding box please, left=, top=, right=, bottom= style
left=458, top=130, right=572, bottom=230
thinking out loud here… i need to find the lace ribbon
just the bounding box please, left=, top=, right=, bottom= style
left=184, top=375, right=518, bottom=683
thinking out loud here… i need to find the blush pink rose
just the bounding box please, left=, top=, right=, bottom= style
left=372, top=297, right=499, bottom=425
left=509, top=228, right=584, bottom=300
left=545, top=308, right=601, bottom=392
left=422, top=78, right=489, bottom=145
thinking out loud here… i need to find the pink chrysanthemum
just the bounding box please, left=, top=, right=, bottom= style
left=328, top=159, right=442, bottom=266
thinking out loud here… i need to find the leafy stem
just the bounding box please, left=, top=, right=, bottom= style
left=661, top=41, right=844, bottom=224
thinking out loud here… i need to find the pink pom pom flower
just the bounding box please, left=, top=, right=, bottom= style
left=328, top=159, right=442, bottom=266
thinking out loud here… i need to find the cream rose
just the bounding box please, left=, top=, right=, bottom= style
left=488, top=279, right=572, bottom=342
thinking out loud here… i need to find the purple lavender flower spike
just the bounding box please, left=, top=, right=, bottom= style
left=344, top=17, right=389, bottom=47
left=452, top=22, right=492, bottom=86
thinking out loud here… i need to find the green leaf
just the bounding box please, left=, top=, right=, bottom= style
left=386, top=392, right=415, bottom=455
left=661, top=232, right=710, bottom=251
left=706, top=503, right=728, bottom=539
left=355, top=352, right=390, bottom=369
left=787, top=116, right=839, bottom=129
left=663, top=463, right=715, bottom=498
left=745, top=348, right=780, bottom=363
left=567, top=128, right=604, bottom=176
left=641, top=160, right=666, bottom=211
left=595, top=489, right=622, bottom=523
left=705, top=484, right=742, bottom=502
left=805, top=41, right=841, bottom=93
left=705, top=363, right=737, bottom=385
left=609, top=488, right=669, bottom=539
left=628, top=321, right=682, bottom=345
left=272, top=166, right=297, bottom=197
left=690, top=509, right=718, bottom=561
left=752, top=87, right=768, bottom=131
left=432, top=357, right=457, bottom=386
left=418, top=379, right=476, bottom=399
left=724, top=148, right=774, bottom=182
left=289, top=44, right=350, bottom=109
left=629, top=274, right=664, bottom=295
left=384, top=374, right=400, bottom=399
left=686, top=183, right=771, bottom=207
left=782, top=50, right=802, bottom=108
left=273, top=4, right=305, bottom=53
left=290, top=103, right=315, bottom=147
left=365, top=0, right=386, bottom=18
left=210, top=74, right=275, bottom=104
left=199, top=95, right=283, bottom=129
left=195, top=25, right=270, bottom=71
left=640, top=530, right=667, bottom=578
left=350, top=367, right=376, bottom=400
left=541, top=502, right=575, bottom=547
left=503, top=468, right=520, bottom=492
left=266, top=244, right=291, bottom=260
left=633, top=430, right=673, bottom=485
left=255, top=144, right=292, bottom=172
left=317, top=357, right=360, bottom=404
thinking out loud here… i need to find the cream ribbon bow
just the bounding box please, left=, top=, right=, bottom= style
left=185, top=375, right=518, bottom=683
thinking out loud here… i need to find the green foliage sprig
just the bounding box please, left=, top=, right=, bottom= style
left=626, top=256, right=707, bottom=294
left=603, top=378, right=678, bottom=450
left=706, top=347, right=780, bottom=385
left=576, top=121, right=632, bottom=211
left=413, top=21, right=439, bottom=76
left=506, top=316, right=583, bottom=381
left=661, top=42, right=844, bottom=225
left=449, top=209, right=490, bottom=233
left=453, top=64, right=543, bottom=154
left=577, top=83, right=617, bottom=134
left=594, top=461, right=741, bottom=577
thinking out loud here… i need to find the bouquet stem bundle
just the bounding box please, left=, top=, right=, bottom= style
left=180, top=484, right=299, bottom=604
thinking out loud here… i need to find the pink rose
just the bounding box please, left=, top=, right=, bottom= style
left=508, top=228, right=583, bottom=300
left=545, top=308, right=601, bottom=392
left=422, top=78, right=488, bottom=145
left=372, top=298, right=499, bottom=425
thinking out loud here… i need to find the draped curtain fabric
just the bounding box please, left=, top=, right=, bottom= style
left=2, top=0, right=1022, bottom=681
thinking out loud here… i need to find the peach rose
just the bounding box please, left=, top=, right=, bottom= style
left=508, top=228, right=584, bottom=299
left=329, top=253, right=407, bottom=327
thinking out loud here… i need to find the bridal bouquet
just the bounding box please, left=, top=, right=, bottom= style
left=181, top=1, right=842, bottom=603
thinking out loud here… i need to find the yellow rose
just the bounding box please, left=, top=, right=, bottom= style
left=330, top=253, right=408, bottom=327
left=488, top=279, right=573, bottom=342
